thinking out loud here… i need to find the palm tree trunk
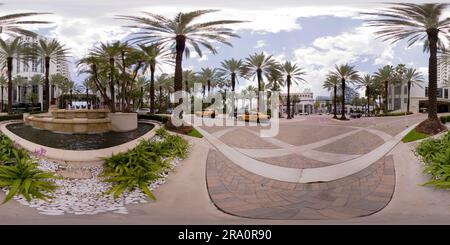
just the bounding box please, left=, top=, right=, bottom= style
left=256, top=69, right=262, bottom=123
left=150, top=64, right=155, bottom=114
left=333, top=85, right=337, bottom=119
left=341, top=78, right=347, bottom=120
left=44, top=56, right=50, bottom=111
left=287, top=76, right=291, bottom=119
left=7, top=57, right=12, bottom=114
left=109, top=58, right=115, bottom=113
left=231, top=73, right=236, bottom=118
left=159, top=86, right=162, bottom=112
left=174, top=36, right=185, bottom=93
left=384, top=80, right=388, bottom=113
left=367, top=86, right=370, bottom=116
left=207, top=80, right=211, bottom=96
left=427, top=29, right=438, bottom=121
left=407, top=80, right=411, bottom=113
left=0, top=86, right=3, bottom=112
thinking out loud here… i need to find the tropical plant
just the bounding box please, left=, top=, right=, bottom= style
left=182, top=70, right=197, bottom=96
left=417, top=133, right=450, bottom=189
left=0, top=37, right=23, bottom=113
left=22, top=39, right=69, bottom=111
left=356, top=74, right=375, bottom=116
left=0, top=12, right=51, bottom=36
left=102, top=129, right=188, bottom=199
left=218, top=58, right=243, bottom=117
left=280, top=61, right=306, bottom=119
left=332, top=64, right=360, bottom=120
left=364, top=3, right=450, bottom=134
left=137, top=43, right=173, bottom=114
left=397, top=66, right=424, bottom=113
left=323, top=74, right=340, bottom=119
left=242, top=52, right=277, bottom=120
left=373, top=65, right=395, bottom=112
left=198, top=67, right=219, bottom=97
left=0, top=75, right=6, bottom=112
left=118, top=10, right=244, bottom=107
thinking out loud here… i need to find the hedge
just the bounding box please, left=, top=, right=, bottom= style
left=440, top=115, right=450, bottom=124
left=375, top=111, right=413, bottom=117
left=0, top=111, right=47, bottom=122
left=138, top=114, right=169, bottom=124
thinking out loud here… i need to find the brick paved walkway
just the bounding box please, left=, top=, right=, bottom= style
left=206, top=149, right=395, bottom=219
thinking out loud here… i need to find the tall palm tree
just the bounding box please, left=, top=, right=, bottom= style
left=218, top=58, right=244, bottom=117
left=118, top=10, right=244, bottom=98
left=364, top=3, right=450, bottom=133
left=12, top=75, right=27, bottom=103
left=137, top=43, right=173, bottom=114
left=242, top=52, right=277, bottom=120
left=242, top=85, right=258, bottom=112
left=155, top=73, right=172, bottom=112
left=356, top=74, right=374, bottom=116
left=23, top=39, right=69, bottom=111
left=0, top=75, right=6, bottom=112
left=182, top=70, right=197, bottom=96
left=0, top=12, right=51, bottom=36
left=0, top=37, right=23, bottom=113
left=49, top=73, right=67, bottom=102
left=323, top=74, right=340, bottom=119
left=198, top=67, right=219, bottom=96
left=332, top=64, right=360, bottom=120
left=280, top=61, right=306, bottom=119
left=373, top=65, right=394, bottom=112
left=402, top=68, right=424, bottom=113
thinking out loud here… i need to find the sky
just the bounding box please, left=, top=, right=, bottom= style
left=0, top=0, right=447, bottom=97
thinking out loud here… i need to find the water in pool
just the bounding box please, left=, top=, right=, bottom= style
left=6, top=122, right=154, bottom=150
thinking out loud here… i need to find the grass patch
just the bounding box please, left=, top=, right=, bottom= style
left=187, top=128, right=203, bottom=138
left=376, top=111, right=413, bottom=117
left=402, top=128, right=430, bottom=143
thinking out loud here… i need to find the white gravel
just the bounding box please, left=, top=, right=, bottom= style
left=2, top=155, right=182, bottom=216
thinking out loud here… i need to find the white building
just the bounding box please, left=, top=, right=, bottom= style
left=1, top=35, right=70, bottom=110
left=280, top=89, right=314, bottom=115
left=388, top=60, right=450, bottom=113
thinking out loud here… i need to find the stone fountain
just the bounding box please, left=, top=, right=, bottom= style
left=24, top=105, right=139, bottom=135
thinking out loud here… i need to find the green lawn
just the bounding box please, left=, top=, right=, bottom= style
left=187, top=128, right=203, bottom=138
left=402, top=128, right=430, bottom=143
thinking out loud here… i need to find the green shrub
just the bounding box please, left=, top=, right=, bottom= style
left=440, top=115, right=450, bottom=124
left=417, top=133, right=450, bottom=189
left=102, top=129, right=188, bottom=200
left=0, top=134, right=58, bottom=203
left=138, top=114, right=169, bottom=124
left=376, top=111, right=413, bottom=117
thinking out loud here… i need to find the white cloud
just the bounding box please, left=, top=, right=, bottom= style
left=292, top=25, right=395, bottom=96
left=254, top=40, right=267, bottom=49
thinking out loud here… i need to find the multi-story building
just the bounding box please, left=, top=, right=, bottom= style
left=315, top=96, right=331, bottom=113
left=1, top=35, right=70, bottom=110
left=280, top=89, right=314, bottom=114
left=388, top=60, right=450, bottom=113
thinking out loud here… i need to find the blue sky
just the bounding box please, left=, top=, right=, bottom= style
left=1, top=0, right=444, bottom=97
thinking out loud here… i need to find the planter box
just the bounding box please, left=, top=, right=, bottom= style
left=109, top=112, right=137, bottom=132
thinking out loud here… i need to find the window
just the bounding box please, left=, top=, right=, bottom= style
left=32, top=59, right=37, bottom=72
left=16, top=56, right=20, bottom=72
left=425, top=87, right=428, bottom=97
left=394, top=85, right=401, bottom=95
left=32, top=85, right=38, bottom=94
left=404, top=98, right=408, bottom=104
left=445, top=89, right=449, bottom=99
left=404, top=86, right=408, bottom=95
left=438, top=88, right=443, bottom=98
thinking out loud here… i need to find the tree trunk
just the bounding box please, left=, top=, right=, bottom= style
left=44, top=56, right=50, bottom=111
left=231, top=73, right=236, bottom=118
left=174, top=35, right=185, bottom=93
left=150, top=64, right=155, bottom=114
left=256, top=68, right=262, bottom=123
left=7, top=57, right=12, bottom=114
left=287, top=75, right=291, bottom=119
left=407, top=80, right=411, bottom=113
left=384, top=80, right=388, bottom=112
left=159, top=86, right=162, bottom=112
left=341, top=78, right=347, bottom=120
left=207, top=80, right=211, bottom=96
left=333, top=85, right=337, bottom=119
left=367, top=86, right=370, bottom=116
left=109, top=58, right=115, bottom=113
left=427, top=29, right=438, bottom=121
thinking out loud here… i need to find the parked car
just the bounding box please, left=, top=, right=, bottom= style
left=299, top=112, right=309, bottom=116
left=12, top=103, right=40, bottom=112
left=350, top=112, right=362, bottom=118
left=237, top=111, right=270, bottom=122
left=136, top=108, right=151, bottom=115
left=195, top=108, right=216, bottom=118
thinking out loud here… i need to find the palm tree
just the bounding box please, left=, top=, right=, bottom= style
left=356, top=74, right=374, bottom=116
left=49, top=73, right=67, bottom=102
left=364, top=3, right=450, bottom=133
left=242, top=85, right=258, bottom=112
left=182, top=70, right=197, bottom=96
left=242, top=52, right=277, bottom=121
left=0, top=37, right=23, bottom=113
left=155, top=73, right=172, bottom=112
left=280, top=61, right=306, bottom=119
left=23, top=39, right=69, bottom=111
left=332, top=64, right=360, bottom=120
left=0, top=75, right=6, bottom=112
left=0, top=12, right=51, bottom=36
left=373, top=65, right=394, bottom=112
left=137, top=43, right=173, bottom=114
left=198, top=67, right=219, bottom=96
left=402, top=68, right=424, bottom=113
left=118, top=10, right=244, bottom=98
left=218, top=58, right=244, bottom=117
left=12, top=75, right=27, bottom=103
left=323, top=74, right=340, bottom=119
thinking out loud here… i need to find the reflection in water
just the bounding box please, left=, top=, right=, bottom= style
left=6, top=123, right=154, bottom=151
